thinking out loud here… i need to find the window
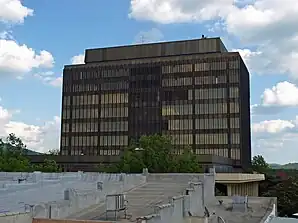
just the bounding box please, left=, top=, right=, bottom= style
left=62, top=123, right=69, bottom=133
left=101, top=81, right=129, bottom=90
left=230, top=118, right=240, bottom=128
left=72, top=108, right=99, bottom=119
left=168, top=119, right=193, bottom=130
left=195, top=118, right=228, bottom=129
left=195, top=148, right=229, bottom=157
left=194, top=63, right=210, bottom=71
left=231, top=148, right=240, bottom=160
left=229, top=73, right=240, bottom=83
left=230, top=102, right=240, bottom=113
left=72, top=122, right=98, bottom=132
left=162, top=104, right=192, bottom=116
left=61, top=137, right=68, bottom=146
left=195, top=75, right=227, bottom=85
left=229, top=60, right=240, bottom=69
left=162, top=64, right=192, bottom=74
left=210, top=62, right=227, bottom=70
left=72, top=84, right=100, bottom=92
left=102, top=68, right=129, bottom=78
left=101, top=93, right=128, bottom=104
left=72, top=95, right=99, bottom=105
left=100, top=121, right=128, bottom=132
left=195, top=103, right=228, bottom=114
left=195, top=134, right=228, bottom=144
left=62, top=109, right=70, bottom=119
left=63, top=96, right=71, bottom=106
left=194, top=88, right=227, bottom=99
left=99, top=136, right=128, bottom=146
left=171, top=134, right=192, bottom=145
left=100, top=107, right=128, bottom=117
left=162, top=77, right=192, bottom=86
left=162, top=89, right=190, bottom=102
left=231, top=133, right=240, bottom=144
left=229, top=87, right=239, bottom=98
left=99, top=149, right=120, bottom=156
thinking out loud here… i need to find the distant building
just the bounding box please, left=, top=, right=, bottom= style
left=60, top=37, right=251, bottom=171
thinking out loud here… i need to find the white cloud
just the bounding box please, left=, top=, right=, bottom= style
left=0, top=102, right=60, bottom=153
left=252, top=119, right=295, bottom=134
left=252, top=116, right=298, bottom=163
left=48, top=77, right=62, bottom=87
left=129, top=0, right=234, bottom=24
left=0, top=39, right=54, bottom=77
left=129, top=0, right=298, bottom=78
left=71, top=53, right=85, bottom=65
left=34, top=71, right=62, bottom=88
left=134, top=28, right=164, bottom=43
left=251, top=81, right=298, bottom=115
left=0, top=0, right=33, bottom=24
left=262, top=81, right=298, bottom=106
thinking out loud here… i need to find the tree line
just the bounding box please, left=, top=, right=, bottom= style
left=99, top=134, right=203, bottom=173
left=0, top=133, right=60, bottom=172
left=252, top=155, right=298, bottom=217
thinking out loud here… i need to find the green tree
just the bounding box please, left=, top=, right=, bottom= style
left=252, top=155, right=270, bottom=173
left=171, top=148, right=202, bottom=173
left=109, top=134, right=202, bottom=173
left=0, top=134, right=32, bottom=172
left=0, top=133, right=61, bottom=172
left=263, top=176, right=298, bottom=217
left=33, top=159, right=61, bottom=172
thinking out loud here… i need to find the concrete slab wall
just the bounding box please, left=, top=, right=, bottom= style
left=32, top=218, right=113, bottom=223
left=0, top=213, right=32, bottom=223
left=260, top=201, right=277, bottom=223
left=148, top=168, right=216, bottom=206
left=137, top=180, right=208, bottom=223
left=0, top=172, right=146, bottom=223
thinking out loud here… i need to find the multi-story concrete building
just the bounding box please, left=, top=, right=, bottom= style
left=60, top=37, right=251, bottom=171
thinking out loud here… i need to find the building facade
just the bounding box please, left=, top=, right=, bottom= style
left=60, top=37, right=251, bottom=170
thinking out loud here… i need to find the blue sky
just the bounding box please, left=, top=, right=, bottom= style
left=0, top=0, right=298, bottom=164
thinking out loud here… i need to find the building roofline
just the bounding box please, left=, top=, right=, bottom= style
left=64, top=51, right=241, bottom=69
left=85, top=37, right=222, bottom=52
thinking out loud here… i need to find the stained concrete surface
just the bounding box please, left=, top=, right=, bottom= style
left=0, top=172, right=146, bottom=223
left=70, top=181, right=188, bottom=221
left=208, top=196, right=275, bottom=223
left=0, top=171, right=276, bottom=223
left=69, top=173, right=275, bottom=223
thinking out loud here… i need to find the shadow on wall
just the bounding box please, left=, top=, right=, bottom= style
left=215, top=183, right=228, bottom=196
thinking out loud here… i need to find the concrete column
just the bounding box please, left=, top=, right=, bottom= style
left=32, top=171, right=43, bottom=183
left=204, top=169, right=216, bottom=205
left=192, top=182, right=205, bottom=216
left=226, top=182, right=260, bottom=196
left=187, top=182, right=205, bottom=217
